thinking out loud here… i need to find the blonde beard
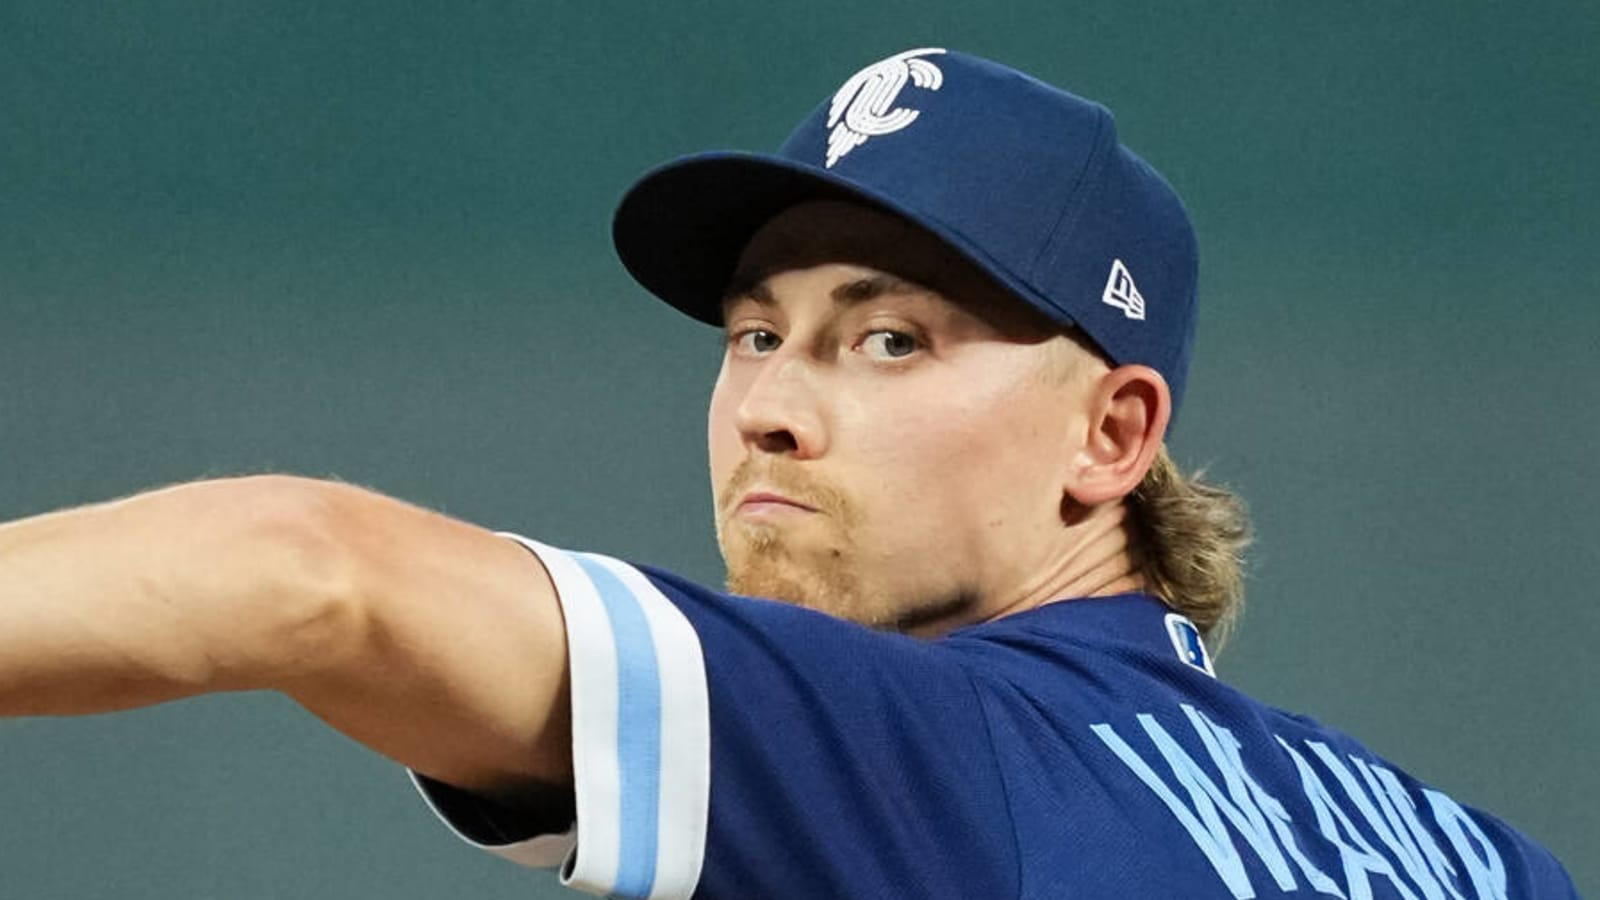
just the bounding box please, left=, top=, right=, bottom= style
left=719, top=522, right=979, bottom=633
left=714, top=458, right=976, bottom=632
left=719, top=522, right=880, bottom=625
left=715, top=456, right=876, bottom=623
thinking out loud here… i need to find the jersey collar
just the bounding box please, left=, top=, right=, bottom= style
left=950, top=594, right=1216, bottom=677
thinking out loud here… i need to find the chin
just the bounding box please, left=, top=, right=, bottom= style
left=726, top=557, right=837, bottom=613
left=719, top=528, right=972, bottom=632
left=725, top=551, right=871, bottom=624
left=724, top=559, right=946, bottom=633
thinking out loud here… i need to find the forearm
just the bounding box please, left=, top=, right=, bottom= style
left=0, top=476, right=355, bottom=716
left=1, top=474, right=571, bottom=793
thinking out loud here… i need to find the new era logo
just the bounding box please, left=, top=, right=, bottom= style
left=1101, top=259, right=1146, bottom=321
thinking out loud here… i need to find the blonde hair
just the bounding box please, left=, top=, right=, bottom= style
left=1126, top=446, right=1252, bottom=648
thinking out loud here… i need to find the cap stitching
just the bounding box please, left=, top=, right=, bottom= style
left=1025, top=106, right=1115, bottom=296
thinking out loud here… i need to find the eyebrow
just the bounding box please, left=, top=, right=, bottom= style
left=722, top=273, right=923, bottom=309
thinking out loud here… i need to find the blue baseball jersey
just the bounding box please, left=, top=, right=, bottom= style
left=412, top=537, right=1579, bottom=899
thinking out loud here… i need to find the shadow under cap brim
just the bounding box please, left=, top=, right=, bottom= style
left=611, top=150, right=1080, bottom=332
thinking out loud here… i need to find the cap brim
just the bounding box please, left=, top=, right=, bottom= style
left=614, top=150, right=1082, bottom=336
left=611, top=151, right=879, bottom=325
left=616, top=150, right=1063, bottom=331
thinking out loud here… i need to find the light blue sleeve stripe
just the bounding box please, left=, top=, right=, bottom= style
left=574, top=553, right=662, bottom=899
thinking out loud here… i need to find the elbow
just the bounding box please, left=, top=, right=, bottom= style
left=192, top=475, right=370, bottom=689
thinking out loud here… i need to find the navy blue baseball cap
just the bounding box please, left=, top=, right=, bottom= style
left=613, top=47, right=1199, bottom=416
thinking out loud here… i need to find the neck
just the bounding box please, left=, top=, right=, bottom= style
left=983, top=501, right=1145, bottom=623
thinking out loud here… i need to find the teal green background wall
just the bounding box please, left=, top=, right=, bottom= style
left=2, top=2, right=1595, bottom=895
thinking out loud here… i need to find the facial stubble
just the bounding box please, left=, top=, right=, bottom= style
left=714, top=458, right=883, bottom=625
left=714, top=459, right=979, bottom=631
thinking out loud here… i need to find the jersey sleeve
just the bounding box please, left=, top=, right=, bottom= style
left=410, top=535, right=1018, bottom=900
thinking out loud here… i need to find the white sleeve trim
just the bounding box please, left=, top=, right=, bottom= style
left=409, top=534, right=710, bottom=900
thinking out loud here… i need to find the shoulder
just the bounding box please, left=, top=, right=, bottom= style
left=516, top=541, right=1020, bottom=900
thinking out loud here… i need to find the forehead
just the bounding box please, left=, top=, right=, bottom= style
left=729, top=200, right=1055, bottom=332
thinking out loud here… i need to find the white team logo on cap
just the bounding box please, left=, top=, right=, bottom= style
left=1102, top=258, right=1147, bottom=321
left=825, top=48, right=946, bottom=168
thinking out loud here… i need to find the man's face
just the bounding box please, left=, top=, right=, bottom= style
left=708, top=200, right=1105, bottom=635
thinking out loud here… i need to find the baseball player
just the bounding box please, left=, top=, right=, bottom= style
left=0, top=48, right=1580, bottom=899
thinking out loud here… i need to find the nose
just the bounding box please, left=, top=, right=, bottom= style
left=734, top=355, right=828, bottom=459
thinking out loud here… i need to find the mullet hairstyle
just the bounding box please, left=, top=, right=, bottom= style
left=1125, top=446, right=1252, bottom=650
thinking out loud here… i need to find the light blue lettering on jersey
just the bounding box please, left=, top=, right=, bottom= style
left=1351, top=758, right=1467, bottom=900
left=1424, top=790, right=1509, bottom=900
left=1364, top=764, right=1470, bottom=899
left=1308, top=742, right=1446, bottom=900
left=1183, top=707, right=1344, bottom=897
left=1278, top=738, right=1420, bottom=900
left=1091, top=721, right=1257, bottom=898
left=1092, top=708, right=1337, bottom=899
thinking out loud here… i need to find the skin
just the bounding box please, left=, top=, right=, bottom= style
left=0, top=198, right=1171, bottom=805
left=0, top=476, right=573, bottom=800
left=711, top=200, right=1171, bottom=635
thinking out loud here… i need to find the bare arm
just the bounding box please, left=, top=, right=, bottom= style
left=0, top=475, right=571, bottom=797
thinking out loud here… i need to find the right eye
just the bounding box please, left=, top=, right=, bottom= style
left=732, top=329, right=782, bottom=355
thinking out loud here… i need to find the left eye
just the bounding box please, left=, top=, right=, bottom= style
left=861, top=330, right=920, bottom=360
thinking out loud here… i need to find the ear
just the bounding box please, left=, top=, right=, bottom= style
left=1067, top=364, right=1171, bottom=507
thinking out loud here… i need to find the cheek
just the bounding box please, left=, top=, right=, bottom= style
left=832, top=380, right=991, bottom=504
left=707, top=365, right=743, bottom=486
left=866, top=361, right=1022, bottom=445
left=845, top=372, right=1067, bottom=518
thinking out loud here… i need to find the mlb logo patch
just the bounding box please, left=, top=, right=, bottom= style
left=1164, top=613, right=1213, bottom=676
